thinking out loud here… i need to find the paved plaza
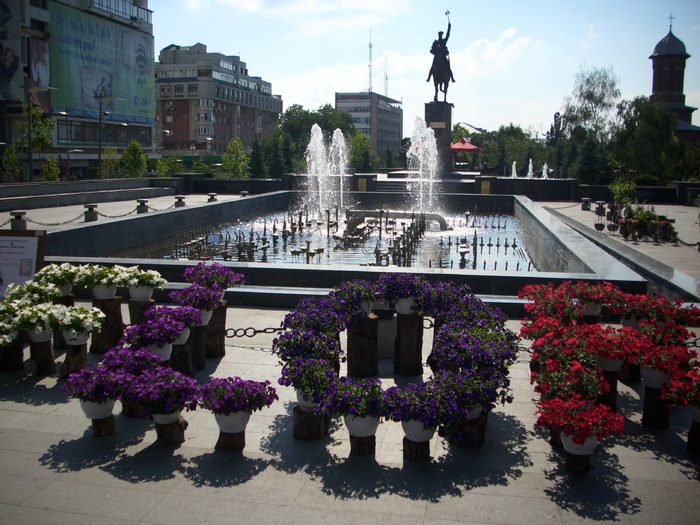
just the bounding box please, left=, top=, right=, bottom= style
left=0, top=195, right=699, bottom=524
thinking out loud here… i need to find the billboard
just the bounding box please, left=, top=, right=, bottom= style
left=0, top=0, right=22, bottom=102
left=50, top=3, right=155, bottom=124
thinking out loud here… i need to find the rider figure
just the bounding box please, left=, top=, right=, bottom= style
left=427, top=22, right=456, bottom=84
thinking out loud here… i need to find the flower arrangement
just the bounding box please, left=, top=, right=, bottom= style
left=519, top=281, right=624, bottom=320
left=328, top=280, right=376, bottom=319
left=384, top=382, right=441, bottom=429
left=119, top=367, right=199, bottom=416
left=534, top=357, right=608, bottom=401
left=144, top=305, right=202, bottom=328
left=52, top=305, right=106, bottom=336
left=13, top=302, right=63, bottom=332
left=122, top=267, right=167, bottom=288
left=33, top=263, right=78, bottom=287
left=4, top=281, right=62, bottom=304
left=281, top=296, right=345, bottom=334
left=121, top=317, right=184, bottom=348
left=422, top=281, right=471, bottom=319
left=183, top=261, right=245, bottom=291
left=168, top=284, right=222, bottom=311
left=628, top=342, right=696, bottom=373
left=198, top=377, right=278, bottom=414
left=375, top=272, right=429, bottom=305
left=431, top=369, right=512, bottom=419
left=564, top=280, right=623, bottom=309
left=662, top=366, right=700, bottom=408
left=278, top=357, right=339, bottom=404
left=536, top=397, right=624, bottom=444
left=100, top=346, right=164, bottom=374
left=61, top=366, right=121, bottom=403
left=73, top=264, right=130, bottom=288
left=0, top=301, right=19, bottom=346
left=272, top=328, right=344, bottom=365
left=325, top=377, right=386, bottom=418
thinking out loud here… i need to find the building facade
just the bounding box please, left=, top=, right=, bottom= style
left=155, top=43, right=283, bottom=159
left=335, top=92, right=402, bottom=155
left=0, top=0, right=156, bottom=179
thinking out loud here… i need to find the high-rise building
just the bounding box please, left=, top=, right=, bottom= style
left=0, top=0, right=156, bottom=179
left=335, top=92, right=402, bottom=156
left=155, top=43, right=283, bottom=158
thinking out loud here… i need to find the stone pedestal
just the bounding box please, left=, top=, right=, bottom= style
left=205, top=300, right=227, bottom=358
left=293, top=405, right=330, bottom=440
left=347, top=314, right=379, bottom=377
left=90, top=297, right=124, bottom=354
left=393, top=313, right=423, bottom=375
left=425, top=102, right=454, bottom=174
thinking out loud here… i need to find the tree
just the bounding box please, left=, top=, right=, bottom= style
left=100, top=145, right=120, bottom=178
left=122, top=140, right=147, bottom=178
left=221, top=137, right=249, bottom=179
left=17, top=101, right=54, bottom=151
left=155, top=156, right=181, bottom=177
left=42, top=157, right=60, bottom=181
left=349, top=132, right=379, bottom=173
left=562, top=65, right=620, bottom=142
left=2, top=142, right=24, bottom=182
left=248, top=137, right=265, bottom=177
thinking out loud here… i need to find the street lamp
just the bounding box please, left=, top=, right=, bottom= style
left=205, top=136, right=213, bottom=169
left=94, top=90, right=125, bottom=175
left=23, top=80, right=56, bottom=181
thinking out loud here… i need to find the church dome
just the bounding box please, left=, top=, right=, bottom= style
left=650, top=31, right=690, bottom=58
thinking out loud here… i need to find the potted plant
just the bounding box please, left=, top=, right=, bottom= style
left=14, top=302, right=63, bottom=342
left=281, top=296, right=346, bottom=335
left=199, top=376, right=278, bottom=433
left=61, top=365, right=121, bottom=419
left=33, top=263, right=78, bottom=296
left=183, top=261, right=245, bottom=292
left=4, top=281, right=62, bottom=305
left=272, top=328, right=344, bottom=366
left=384, top=382, right=440, bottom=442
left=52, top=304, right=106, bottom=345
left=663, top=366, right=700, bottom=428
left=326, top=377, right=386, bottom=437
left=278, top=357, right=339, bottom=412
left=119, top=366, right=199, bottom=421
left=121, top=317, right=185, bottom=360
left=74, top=264, right=128, bottom=299
left=169, top=284, right=223, bottom=324
left=376, top=272, right=428, bottom=314
left=328, top=279, right=376, bottom=319
left=144, top=305, right=201, bottom=345
left=0, top=300, right=19, bottom=347
left=123, top=267, right=167, bottom=302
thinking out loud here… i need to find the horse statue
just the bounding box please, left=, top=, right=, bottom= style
left=426, top=14, right=455, bottom=103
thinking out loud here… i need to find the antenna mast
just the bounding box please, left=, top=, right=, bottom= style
left=368, top=29, right=373, bottom=93
left=384, top=60, right=389, bottom=97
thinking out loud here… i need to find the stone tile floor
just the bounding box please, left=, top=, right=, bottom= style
left=1, top=304, right=699, bottom=524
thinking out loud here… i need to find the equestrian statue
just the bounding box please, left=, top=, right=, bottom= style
left=426, top=11, right=455, bottom=103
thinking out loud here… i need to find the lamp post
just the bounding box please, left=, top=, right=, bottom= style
left=94, top=90, right=125, bottom=176
left=23, top=80, right=56, bottom=181
left=205, top=136, right=213, bottom=170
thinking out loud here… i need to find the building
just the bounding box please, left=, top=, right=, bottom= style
left=649, top=24, right=700, bottom=142
left=335, top=92, right=402, bottom=156
left=0, top=0, right=156, bottom=179
left=155, top=43, right=283, bottom=159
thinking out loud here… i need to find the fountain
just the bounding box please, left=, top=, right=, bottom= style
left=303, top=124, right=348, bottom=219
left=406, top=117, right=439, bottom=213
left=526, top=158, right=534, bottom=179
left=542, top=163, right=549, bottom=179
left=511, top=161, right=517, bottom=178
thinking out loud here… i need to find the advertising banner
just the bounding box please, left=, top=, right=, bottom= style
left=29, top=38, right=51, bottom=112
left=0, top=0, right=22, bottom=102
left=50, top=3, right=155, bottom=124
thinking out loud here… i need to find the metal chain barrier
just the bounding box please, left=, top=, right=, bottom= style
left=147, top=203, right=177, bottom=212
left=25, top=212, right=86, bottom=227
left=0, top=217, right=12, bottom=227
left=549, top=203, right=581, bottom=210
left=226, top=326, right=279, bottom=338
left=96, top=208, right=138, bottom=219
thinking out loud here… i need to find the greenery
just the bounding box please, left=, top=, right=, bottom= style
left=221, top=137, right=249, bottom=178
left=2, top=142, right=24, bottom=182
left=42, top=157, right=61, bottom=181
left=349, top=132, right=380, bottom=173
left=17, top=99, right=55, bottom=151
left=155, top=156, right=181, bottom=177
left=100, top=145, right=120, bottom=178
left=122, top=140, right=147, bottom=178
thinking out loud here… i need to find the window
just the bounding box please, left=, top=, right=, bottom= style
left=174, top=85, right=184, bottom=96
left=188, top=84, right=198, bottom=95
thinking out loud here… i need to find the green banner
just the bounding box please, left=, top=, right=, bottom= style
left=50, top=3, right=154, bottom=124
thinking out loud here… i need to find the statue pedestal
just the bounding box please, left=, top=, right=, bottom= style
left=425, top=102, right=454, bottom=174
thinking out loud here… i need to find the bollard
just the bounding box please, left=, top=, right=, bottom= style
left=207, top=193, right=218, bottom=202
left=240, top=190, right=249, bottom=197
left=174, top=195, right=186, bottom=208
left=136, top=199, right=149, bottom=214
left=84, top=204, right=98, bottom=222
left=581, top=198, right=591, bottom=211
left=9, top=210, right=27, bottom=230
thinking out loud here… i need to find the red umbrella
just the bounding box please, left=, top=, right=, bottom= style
left=451, top=138, right=482, bottom=152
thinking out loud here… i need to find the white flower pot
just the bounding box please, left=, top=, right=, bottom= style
left=343, top=414, right=380, bottom=437
left=63, top=329, right=90, bottom=346
left=215, top=411, right=250, bottom=434
left=92, top=284, right=117, bottom=300
left=28, top=329, right=52, bottom=343
left=582, top=302, right=602, bottom=317
left=172, top=327, right=191, bottom=346
left=80, top=399, right=115, bottom=420
left=296, top=389, right=315, bottom=412
left=197, top=309, right=214, bottom=326
left=395, top=297, right=416, bottom=315
left=641, top=365, right=670, bottom=389
left=153, top=411, right=181, bottom=425
left=465, top=406, right=483, bottom=420
left=561, top=432, right=599, bottom=455
left=595, top=356, right=624, bottom=372
left=145, top=343, right=173, bottom=360
left=129, top=286, right=154, bottom=302
left=58, top=283, right=73, bottom=296
left=401, top=419, right=436, bottom=442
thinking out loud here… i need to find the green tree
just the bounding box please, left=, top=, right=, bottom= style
left=349, top=132, right=379, bottom=173
left=17, top=100, right=54, bottom=151
left=2, top=142, right=24, bottom=182
left=100, top=145, right=121, bottom=178
left=42, top=157, right=60, bottom=181
left=562, top=65, right=620, bottom=142
left=221, top=137, right=249, bottom=179
left=249, top=137, right=265, bottom=177
left=122, top=140, right=147, bottom=178
left=155, top=156, right=181, bottom=177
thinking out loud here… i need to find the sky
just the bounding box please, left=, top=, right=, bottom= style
left=149, top=0, right=700, bottom=137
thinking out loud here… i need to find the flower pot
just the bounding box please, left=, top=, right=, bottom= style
left=145, top=343, right=173, bottom=360
left=401, top=419, right=436, bottom=442
left=582, top=302, right=602, bottom=317
left=640, top=365, right=670, bottom=389
left=172, top=327, right=191, bottom=346
left=28, top=329, right=52, bottom=343
left=153, top=411, right=181, bottom=425
left=395, top=297, right=416, bottom=315
left=560, top=432, right=599, bottom=455
left=63, top=329, right=90, bottom=346
left=214, top=411, right=251, bottom=434
left=197, top=309, right=214, bottom=326
left=343, top=414, right=380, bottom=437
left=129, top=286, right=154, bottom=302
left=80, top=399, right=115, bottom=420
left=465, top=406, right=483, bottom=420
left=296, top=389, right=315, bottom=412
left=58, top=283, right=73, bottom=296
left=359, top=300, right=373, bottom=316
left=92, top=284, right=117, bottom=300
left=595, top=356, right=624, bottom=372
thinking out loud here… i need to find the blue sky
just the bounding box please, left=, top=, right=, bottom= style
left=150, top=0, right=700, bottom=137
